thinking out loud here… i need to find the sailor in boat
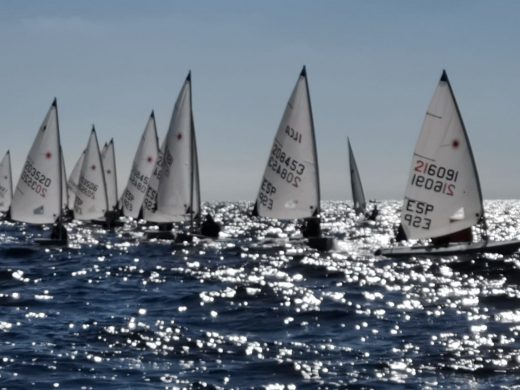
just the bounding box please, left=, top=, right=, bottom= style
left=365, top=204, right=379, bottom=221
left=50, top=221, right=68, bottom=241
left=200, top=214, right=221, bottom=238
left=301, top=216, right=322, bottom=238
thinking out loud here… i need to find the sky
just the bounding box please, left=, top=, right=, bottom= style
left=1, top=0, right=520, bottom=201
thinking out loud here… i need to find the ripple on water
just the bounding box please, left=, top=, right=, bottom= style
left=0, top=201, right=520, bottom=387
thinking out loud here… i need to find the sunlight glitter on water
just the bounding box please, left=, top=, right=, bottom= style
left=1, top=201, right=520, bottom=387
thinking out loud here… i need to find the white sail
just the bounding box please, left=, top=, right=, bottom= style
left=74, top=127, right=108, bottom=220
left=401, top=70, right=483, bottom=240
left=254, top=67, right=320, bottom=219
left=348, top=138, right=366, bottom=214
left=60, top=148, right=69, bottom=211
left=67, top=150, right=85, bottom=210
left=11, top=99, right=63, bottom=224
left=0, top=151, right=13, bottom=212
left=102, top=139, right=118, bottom=210
left=142, top=140, right=171, bottom=223
left=121, top=112, right=159, bottom=219
left=156, top=72, right=196, bottom=222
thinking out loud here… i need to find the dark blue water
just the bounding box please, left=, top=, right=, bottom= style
left=1, top=201, right=520, bottom=389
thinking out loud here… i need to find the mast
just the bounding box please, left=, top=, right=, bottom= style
left=54, top=98, right=64, bottom=227
left=7, top=150, right=12, bottom=205
left=442, top=70, right=487, bottom=240
left=110, top=138, right=119, bottom=210
left=188, top=71, right=194, bottom=234
left=94, top=126, right=110, bottom=217
left=302, top=66, right=321, bottom=216
left=61, top=146, right=69, bottom=211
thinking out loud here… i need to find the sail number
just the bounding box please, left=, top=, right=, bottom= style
left=411, top=160, right=459, bottom=196
left=269, top=144, right=304, bottom=187
left=129, top=167, right=149, bottom=193
left=402, top=199, right=434, bottom=230
left=285, top=126, right=302, bottom=143
left=122, top=190, right=135, bottom=212
left=143, top=186, right=158, bottom=212
left=20, top=160, right=52, bottom=198
left=77, top=176, right=98, bottom=200
left=258, top=178, right=276, bottom=210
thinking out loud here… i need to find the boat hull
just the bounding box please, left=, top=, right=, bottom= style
left=34, top=238, right=68, bottom=247
left=376, top=239, right=520, bottom=258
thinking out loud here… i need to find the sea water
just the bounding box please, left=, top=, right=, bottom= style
left=1, top=200, right=520, bottom=389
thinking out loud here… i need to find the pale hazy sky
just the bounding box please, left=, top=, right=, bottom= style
left=2, top=1, right=520, bottom=200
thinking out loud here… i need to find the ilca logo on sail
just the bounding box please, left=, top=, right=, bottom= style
left=33, top=205, right=44, bottom=215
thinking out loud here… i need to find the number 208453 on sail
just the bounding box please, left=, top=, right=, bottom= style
left=411, top=160, right=458, bottom=196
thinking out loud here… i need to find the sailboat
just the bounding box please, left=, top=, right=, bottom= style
left=73, top=127, right=109, bottom=222
left=10, top=99, right=68, bottom=245
left=121, top=111, right=159, bottom=219
left=348, top=138, right=367, bottom=215
left=153, top=71, right=216, bottom=242
left=252, top=66, right=333, bottom=251
left=348, top=138, right=378, bottom=222
left=377, top=70, right=520, bottom=258
left=0, top=151, right=13, bottom=216
left=101, top=138, right=121, bottom=226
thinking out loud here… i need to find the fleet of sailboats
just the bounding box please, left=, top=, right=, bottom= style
left=4, top=68, right=520, bottom=256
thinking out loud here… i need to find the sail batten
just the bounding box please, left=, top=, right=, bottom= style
left=401, top=70, right=483, bottom=240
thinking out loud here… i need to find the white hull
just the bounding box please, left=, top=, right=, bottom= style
left=377, top=239, right=520, bottom=258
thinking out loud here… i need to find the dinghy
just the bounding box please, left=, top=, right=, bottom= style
left=154, top=71, right=218, bottom=243
left=0, top=150, right=13, bottom=216
left=252, top=66, right=334, bottom=251
left=377, top=70, right=520, bottom=258
left=121, top=111, right=159, bottom=219
left=101, top=138, right=121, bottom=225
left=141, top=73, right=219, bottom=242
left=10, top=99, right=68, bottom=246
left=73, top=127, right=109, bottom=223
left=347, top=138, right=367, bottom=215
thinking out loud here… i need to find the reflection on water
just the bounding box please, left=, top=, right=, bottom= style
left=0, top=200, right=520, bottom=388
